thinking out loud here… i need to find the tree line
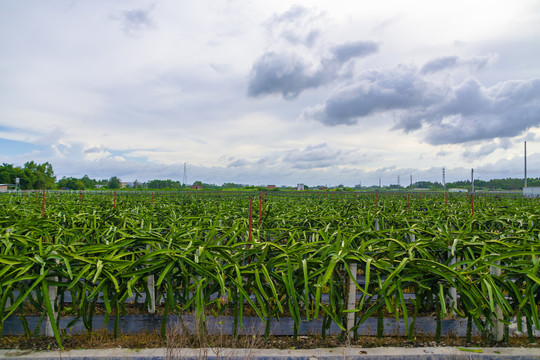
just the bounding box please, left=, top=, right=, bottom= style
left=0, top=162, right=536, bottom=191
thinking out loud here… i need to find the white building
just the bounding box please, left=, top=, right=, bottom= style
left=449, top=188, right=468, bottom=193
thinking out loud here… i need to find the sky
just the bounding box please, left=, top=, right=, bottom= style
left=1, top=0, right=540, bottom=187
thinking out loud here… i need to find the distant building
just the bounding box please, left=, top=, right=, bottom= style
left=318, top=186, right=328, bottom=190
left=449, top=188, right=468, bottom=193
left=296, top=183, right=304, bottom=191
left=0, top=184, right=15, bottom=192
left=523, top=187, right=540, bottom=198
left=190, top=184, right=203, bottom=190
left=267, top=185, right=276, bottom=190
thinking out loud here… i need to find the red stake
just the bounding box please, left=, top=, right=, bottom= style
left=114, top=191, right=117, bottom=209
left=484, top=194, right=487, bottom=207
left=471, top=194, right=475, bottom=216
left=445, top=192, right=448, bottom=206
left=408, top=194, right=411, bottom=213
left=41, top=190, right=45, bottom=218
left=248, top=197, right=253, bottom=245
left=375, top=192, right=378, bottom=206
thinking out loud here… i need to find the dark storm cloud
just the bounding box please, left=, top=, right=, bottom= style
left=112, top=4, right=155, bottom=36
left=247, top=44, right=379, bottom=99
left=303, top=66, right=441, bottom=125
left=303, top=52, right=540, bottom=144
left=402, top=77, right=540, bottom=144
left=248, top=5, right=378, bottom=99
left=247, top=52, right=335, bottom=99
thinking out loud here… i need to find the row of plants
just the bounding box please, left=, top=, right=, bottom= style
left=0, top=191, right=539, bottom=349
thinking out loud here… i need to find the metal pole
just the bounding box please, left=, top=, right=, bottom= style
left=524, top=141, right=527, bottom=188
left=442, top=168, right=446, bottom=190
left=471, top=169, right=474, bottom=194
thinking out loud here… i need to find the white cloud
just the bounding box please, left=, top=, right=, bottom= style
left=1, top=1, right=539, bottom=186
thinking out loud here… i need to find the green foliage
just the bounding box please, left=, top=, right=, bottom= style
left=108, top=176, right=122, bottom=189
left=147, top=179, right=183, bottom=189
left=1, top=191, right=539, bottom=347
left=0, top=162, right=56, bottom=190
left=57, top=177, right=85, bottom=190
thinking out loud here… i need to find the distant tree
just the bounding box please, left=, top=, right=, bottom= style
left=0, top=161, right=56, bottom=189
left=108, top=176, right=122, bottom=189
left=222, top=182, right=244, bottom=189
left=147, top=179, right=182, bottom=189
left=57, top=177, right=85, bottom=190
left=80, top=175, right=96, bottom=189
left=0, top=163, right=17, bottom=185
left=22, top=161, right=56, bottom=189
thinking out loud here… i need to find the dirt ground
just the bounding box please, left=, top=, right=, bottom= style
left=1, top=330, right=539, bottom=352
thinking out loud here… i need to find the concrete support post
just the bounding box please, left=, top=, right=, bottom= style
left=45, top=277, right=58, bottom=337
left=490, top=261, right=504, bottom=341
left=347, top=262, right=358, bottom=339
left=448, top=248, right=457, bottom=315
left=147, top=244, right=155, bottom=314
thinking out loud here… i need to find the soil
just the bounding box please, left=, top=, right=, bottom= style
left=1, top=331, right=539, bottom=352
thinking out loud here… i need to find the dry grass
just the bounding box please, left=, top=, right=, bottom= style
left=165, top=317, right=265, bottom=360
left=1, top=330, right=538, bottom=352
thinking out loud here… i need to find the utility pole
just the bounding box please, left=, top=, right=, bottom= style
left=524, top=141, right=527, bottom=188
left=183, top=162, right=187, bottom=186
left=442, top=168, right=446, bottom=190
left=379, top=178, right=381, bottom=188
left=410, top=175, right=413, bottom=188
left=471, top=168, right=474, bottom=194
left=397, top=175, right=400, bottom=187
